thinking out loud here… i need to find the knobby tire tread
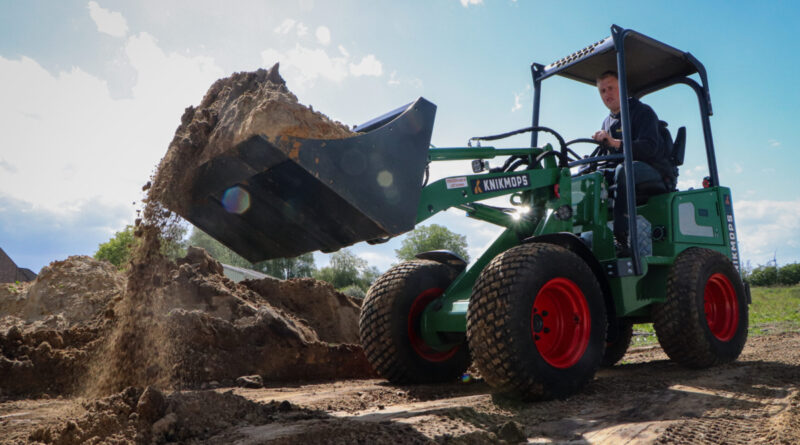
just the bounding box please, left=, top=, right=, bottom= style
left=359, top=260, right=469, bottom=384
left=467, top=243, right=606, bottom=400
left=652, top=248, right=748, bottom=368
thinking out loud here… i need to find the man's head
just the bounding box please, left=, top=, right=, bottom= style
left=596, top=71, right=620, bottom=114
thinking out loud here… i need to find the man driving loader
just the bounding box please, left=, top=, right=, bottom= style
left=592, top=70, right=674, bottom=255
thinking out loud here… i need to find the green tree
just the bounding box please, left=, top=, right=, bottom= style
left=160, top=223, right=188, bottom=260
left=187, top=227, right=315, bottom=279
left=259, top=255, right=316, bottom=280
left=778, top=263, right=800, bottom=286
left=95, top=225, right=137, bottom=268
left=313, top=249, right=379, bottom=291
left=188, top=229, right=251, bottom=268
left=95, top=224, right=188, bottom=268
left=394, top=224, right=470, bottom=262
left=749, top=265, right=778, bottom=286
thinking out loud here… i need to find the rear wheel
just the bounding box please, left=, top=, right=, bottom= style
left=359, top=260, right=470, bottom=383
left=653, top=248, right=748, bottom=368
left=601, top=320, right=633, bottom=367
left=467, top=243, right=606, bottom=400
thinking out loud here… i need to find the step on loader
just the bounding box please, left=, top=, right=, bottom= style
left=184, top=25, right=749, bottom=400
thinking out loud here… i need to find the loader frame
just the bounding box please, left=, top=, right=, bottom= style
left=410, top=24, right=744, bottom=352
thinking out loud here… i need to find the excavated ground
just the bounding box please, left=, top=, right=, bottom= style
left=2, top=332, right=798, bottom=444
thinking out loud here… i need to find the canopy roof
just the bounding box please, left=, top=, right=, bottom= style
left=536, top=28, right=706, bottom=98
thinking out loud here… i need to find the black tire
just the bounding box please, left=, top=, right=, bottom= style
left=653, top=248, right=748, bottom=368
left=359, top=260, right=470, bottom=383
left=467, top=243, right=607, bottom=400
left=601, top=320, right=633, bottom=367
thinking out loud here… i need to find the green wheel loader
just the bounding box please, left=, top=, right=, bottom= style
left=180, top=25, right=749, bottom=401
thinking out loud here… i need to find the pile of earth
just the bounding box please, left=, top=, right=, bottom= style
left=27, top=386, right=422, bottom=445
left=0, top=248, right=372, bottom=399
left=148, top=62, right=354, bottom=216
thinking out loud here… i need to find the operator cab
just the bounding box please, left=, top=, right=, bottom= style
left=530, top=25, right=721, bottom=274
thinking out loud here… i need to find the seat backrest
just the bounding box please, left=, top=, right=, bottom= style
left=671, top=126, right=686, bottom=166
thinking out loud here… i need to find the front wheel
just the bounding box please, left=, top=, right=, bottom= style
left=359, top=260, right=470, bottom=383
left=467, top=243, right=607, bottom=400
left=653, top=248, right=748, bottom=368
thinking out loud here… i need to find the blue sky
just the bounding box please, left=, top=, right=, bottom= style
left=1, top=0, right=798, bottom=273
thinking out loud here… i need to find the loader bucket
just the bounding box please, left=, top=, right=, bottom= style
left=183, top=97, right=437, bottom=263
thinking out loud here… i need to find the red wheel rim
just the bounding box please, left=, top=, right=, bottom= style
left=530, top=278, right=591, bottom=369
left=408, top=288, right=459, bottom=362
left=704, top=273, right=739, bottom=341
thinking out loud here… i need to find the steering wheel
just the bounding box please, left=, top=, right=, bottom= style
left=564, top=138, right=624, bottom=174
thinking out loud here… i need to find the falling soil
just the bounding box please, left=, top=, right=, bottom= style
left=83, top=63, right=367, bottom=396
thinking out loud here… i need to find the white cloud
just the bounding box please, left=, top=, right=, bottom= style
left=0, top=33, right=224, bottom=214
left=735, top=199, right=800, bottom=265
left=261, top=44, right=348, bottom=90
left=274, top=18, right=296, bottom=34
left=677, top=164, right=707, bottom=190
left=512, top=92, right=523, bottom=112
left=768, top=139, right=781, bottom=147
left=732, top=163, right=743, bottom=174
left=388, top=70, right=400, bottom=86
left=460, top=0, right=484, bottom=6
left=263, top=45, right=384, bottom=89
left=87, top=1, right=129, bottom=38
left=296, top=23, right=309, bottom=37
left=349, top=54, right=383, bottom=77
left=316, top=26, right=331, bottom=46
left=0, top=194, right=132, bottom=271
left=386, top=70, right=422, bottom=88
left=358, top=251, right=396, bottom=270
left=511, top=84, right=530, bottom=112
left=0, top=158, right=17, bottom=174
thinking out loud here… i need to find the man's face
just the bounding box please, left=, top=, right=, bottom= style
left=597, top=76, right=620, bottom=114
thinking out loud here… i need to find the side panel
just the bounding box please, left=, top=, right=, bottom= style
left=672, top=190, right=725, bottom=246
left=618, top=186, right=735, bottom=319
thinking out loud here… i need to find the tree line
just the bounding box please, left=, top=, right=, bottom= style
left=94, top=223, right=469, bottom=298
left=745, top=262, right=800, bottom=287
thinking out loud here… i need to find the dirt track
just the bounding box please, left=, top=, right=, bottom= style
left=3, top=332, right=798, bottom=444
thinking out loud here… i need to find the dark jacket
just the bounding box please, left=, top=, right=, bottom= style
left=602, top=97, right=673, bottom=181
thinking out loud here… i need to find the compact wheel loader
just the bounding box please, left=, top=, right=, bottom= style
left=182, top=25, right=749, bottom=401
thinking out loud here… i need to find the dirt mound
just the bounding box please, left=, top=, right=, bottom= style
left=29, top=385, right=432, bottom=445
left=244, top=277, right=362, bottom=344
left=0, top=257, right=123, bottom=397
left=89, top=245, right=372, bottom=395
left=149, top=63, right=354, bottom=216
left=0, top=248, right=372, bottom=398
left=28, top=386, right=319, bottom=444
left=18, top=256, right=124, bottom=326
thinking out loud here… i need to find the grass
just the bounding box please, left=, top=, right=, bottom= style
left=630, top=285, right=800, bottom=347
left=748, top=285, right=800, bottom=335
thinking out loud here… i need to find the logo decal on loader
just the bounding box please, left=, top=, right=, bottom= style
left=723, top=193, right=740, bottom=272
left=471, top=174, right=530, bottom=195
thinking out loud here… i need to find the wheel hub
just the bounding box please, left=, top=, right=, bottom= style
left=532, top=314, right=544, bottom=333
left=703, top=273, right=739, bottom=341
left=530, top=277, right=591, bottom=369
left=408, top=288, right=460, bottom=362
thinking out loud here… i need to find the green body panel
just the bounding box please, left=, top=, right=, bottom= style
left=415, top=144, right=739, bottom=347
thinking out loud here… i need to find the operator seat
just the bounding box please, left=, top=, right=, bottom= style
left=635, top=126, right=686, bottom=204
left=669, top=126, right=686, bottom=191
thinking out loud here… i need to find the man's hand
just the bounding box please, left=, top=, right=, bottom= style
left=592, top=130, right=622, bottom=150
